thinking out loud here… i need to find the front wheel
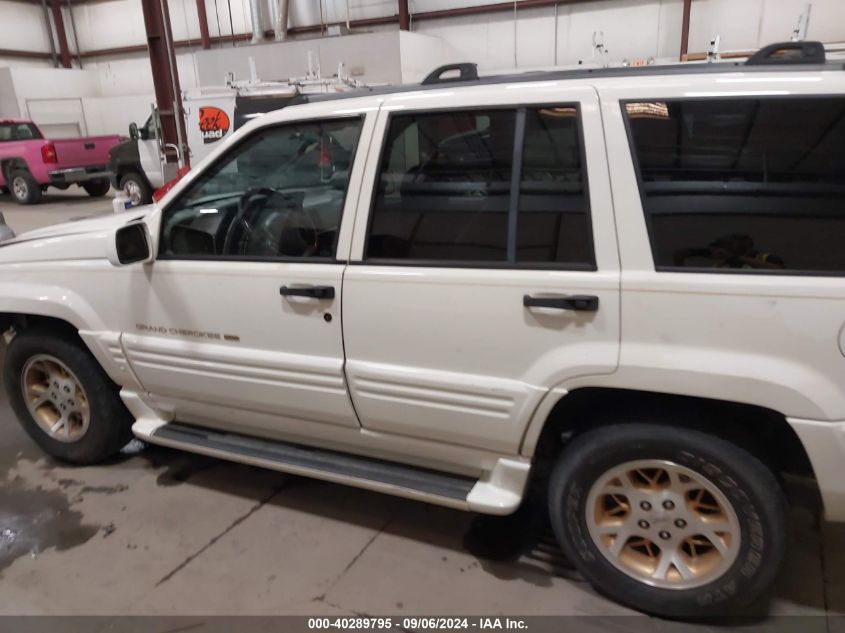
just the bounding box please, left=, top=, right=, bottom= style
left=82, top=179, right=110, bottom=197
left=3, top=329, right=134, bottom=464
left=548, top=424, right=787, bottom=618
left=119, top=171, right=152, bottom=206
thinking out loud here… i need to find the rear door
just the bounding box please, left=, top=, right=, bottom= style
left=341, top=84, right=621, bottom=454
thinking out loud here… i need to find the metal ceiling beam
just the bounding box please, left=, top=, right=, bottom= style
left=0, top=48, right=54, bottom=60
left=48, top=0, right=72, bottom=67
left=398, top=0, right=410, bottom=30
left=141, top=0, right=189, bottom=167
left=196, top=0, right=211, bottom=49
left=680, top=0, right=692, bottom=61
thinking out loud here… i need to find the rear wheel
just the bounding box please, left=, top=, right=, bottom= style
left=119, top=171, right=152, bottom=206
left=82, top=179, right=110, bottom=197
left=3, top=329, right=134, bottom=464
left=548, top=424, right=787, bottom=617
left=9, top=170, right=42, bottom=205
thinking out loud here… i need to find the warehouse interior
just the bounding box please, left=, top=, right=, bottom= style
left=1, top=0, right=845, bottom=625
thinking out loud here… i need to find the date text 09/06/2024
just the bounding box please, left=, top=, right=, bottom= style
left=307, top=618, right=528, bottom=630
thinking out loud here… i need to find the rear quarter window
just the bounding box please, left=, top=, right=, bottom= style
left=624, top=96, right=845, bottom=274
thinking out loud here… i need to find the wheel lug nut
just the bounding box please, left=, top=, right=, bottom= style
left=659, top=531, right=671, bottom=540
left=638, top=520, right=650, bottom=529
left=663, top=500, right=675, bottom=510
left=640, top=501, right=652, bottom=511
left=675, top=519, right=687, bottom=528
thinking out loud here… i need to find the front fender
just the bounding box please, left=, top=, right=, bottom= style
left=0, top=281, right=139, bottom=389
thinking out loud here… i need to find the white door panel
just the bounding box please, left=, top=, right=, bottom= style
left=123, top=261, right=357, bottom=431
left=342, top=267, right=619, bottom=452
left=138, top=139, right=164, bottom=188
left=342, top=88, right=620, bottom=454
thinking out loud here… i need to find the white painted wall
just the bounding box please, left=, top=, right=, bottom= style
left=2, top=0, right=845, bottom=137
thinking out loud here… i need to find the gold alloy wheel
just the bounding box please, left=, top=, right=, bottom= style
left=21, top=355, right=91, bottom=443
left=585, top=459, right=741, bottom=590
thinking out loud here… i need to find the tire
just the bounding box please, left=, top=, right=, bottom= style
left=9, top=169, right=42, bottom=205
left=548, top=424, right=787, bottom=618
left=3, top=329, right=134, bottom=464
left=82, top=179, right=110, bottom=197
left=119, top=171, right=153, bottom=206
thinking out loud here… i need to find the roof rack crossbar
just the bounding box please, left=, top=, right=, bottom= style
left=746, top=40, right=826, bottom=65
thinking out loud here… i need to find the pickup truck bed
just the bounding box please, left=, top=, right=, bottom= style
left=0, top=118, right=121, bottom=204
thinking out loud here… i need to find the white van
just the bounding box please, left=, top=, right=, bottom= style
left=1, top=41, right=843, bottom=617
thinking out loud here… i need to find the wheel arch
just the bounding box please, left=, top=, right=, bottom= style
left=1, top=157, right=31, bottom=180
left=525, top=387, right=816, bottom=489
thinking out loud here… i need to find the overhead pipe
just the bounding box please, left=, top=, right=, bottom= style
left=249, top=0, right=264, bottom=43
left=272, top=0, right=289, bottom=41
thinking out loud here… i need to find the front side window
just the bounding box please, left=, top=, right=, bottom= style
left=366, top=106, right=594, bottom=267
left=625, top=97, right=845, bottom=274
left=160, top=117, right=363, bottom=260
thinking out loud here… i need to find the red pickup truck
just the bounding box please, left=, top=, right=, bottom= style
left=0, top=119, right=122, bottom=205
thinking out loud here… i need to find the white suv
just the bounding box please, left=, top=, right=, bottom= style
left=1, top=41, right=843, bottom=618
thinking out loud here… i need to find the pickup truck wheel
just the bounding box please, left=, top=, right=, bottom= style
left=9, top=170, right=42, bottom=205
left=82, top=179, right=110, bottom=197
left=548, top=424, right=786, bottom=618
left=119, top=172, right=152, bottom=206
left=3, top=330, right=134, bottom=464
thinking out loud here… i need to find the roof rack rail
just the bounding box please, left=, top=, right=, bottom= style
left=746, top=40, right=826, bottom=65
left=422, top=63, right=479, bottom=85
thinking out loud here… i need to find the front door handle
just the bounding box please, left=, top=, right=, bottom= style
left=280, top=285, right=335, bottom=300
left=523, top=294, right=599, bottom=311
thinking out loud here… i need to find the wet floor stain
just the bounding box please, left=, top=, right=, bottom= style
left=0, top=482, right=100, bottom=575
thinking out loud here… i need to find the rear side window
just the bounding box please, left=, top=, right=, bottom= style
left=0, top=123, right=41, bottom=142
left=366, top=106, right=594, bottom=267
left=625, top=97, right=845, bottom=274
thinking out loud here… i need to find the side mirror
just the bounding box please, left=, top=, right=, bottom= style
left=129, top=122, right=139, bottom=141
left=107, top=221, right=153, bottom=266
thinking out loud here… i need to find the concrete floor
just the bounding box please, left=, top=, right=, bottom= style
left=1, top=190, right=844, bottom=620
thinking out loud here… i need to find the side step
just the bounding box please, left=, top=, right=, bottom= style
left=148, top=422, right=477, bottom=508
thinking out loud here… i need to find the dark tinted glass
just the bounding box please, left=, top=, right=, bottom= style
left=161, top=117, right=362, bottom=260
left=626, top=97, right=845, bottom=273
left=367, top=110, right=515, bottom=262
left=517, top=106, right=593, bottom=266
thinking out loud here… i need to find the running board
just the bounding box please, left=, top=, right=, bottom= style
left=145, top=421, right=478, bottom=509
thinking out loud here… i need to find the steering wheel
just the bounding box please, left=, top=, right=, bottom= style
left=222, top=188, right=318, bottom=257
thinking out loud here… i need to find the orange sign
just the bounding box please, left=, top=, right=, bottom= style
left=199, top=106, right=230, bottom=144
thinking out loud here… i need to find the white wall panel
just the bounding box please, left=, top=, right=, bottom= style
left=0, top=0, right=53, bottom=52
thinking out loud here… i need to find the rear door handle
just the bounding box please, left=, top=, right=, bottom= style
left=280, top=285, right=335, bottom=300
left=523, top=294, right=599, bottom=311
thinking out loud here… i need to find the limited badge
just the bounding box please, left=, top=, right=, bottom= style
left=199, top=106, right=230, bottom=144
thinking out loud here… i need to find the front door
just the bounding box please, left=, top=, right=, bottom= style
left=342, top=88, right=620, bottom=454
left=122, top=113, right=371, bottom=438
left=137, top=115, right=166, bottom=188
